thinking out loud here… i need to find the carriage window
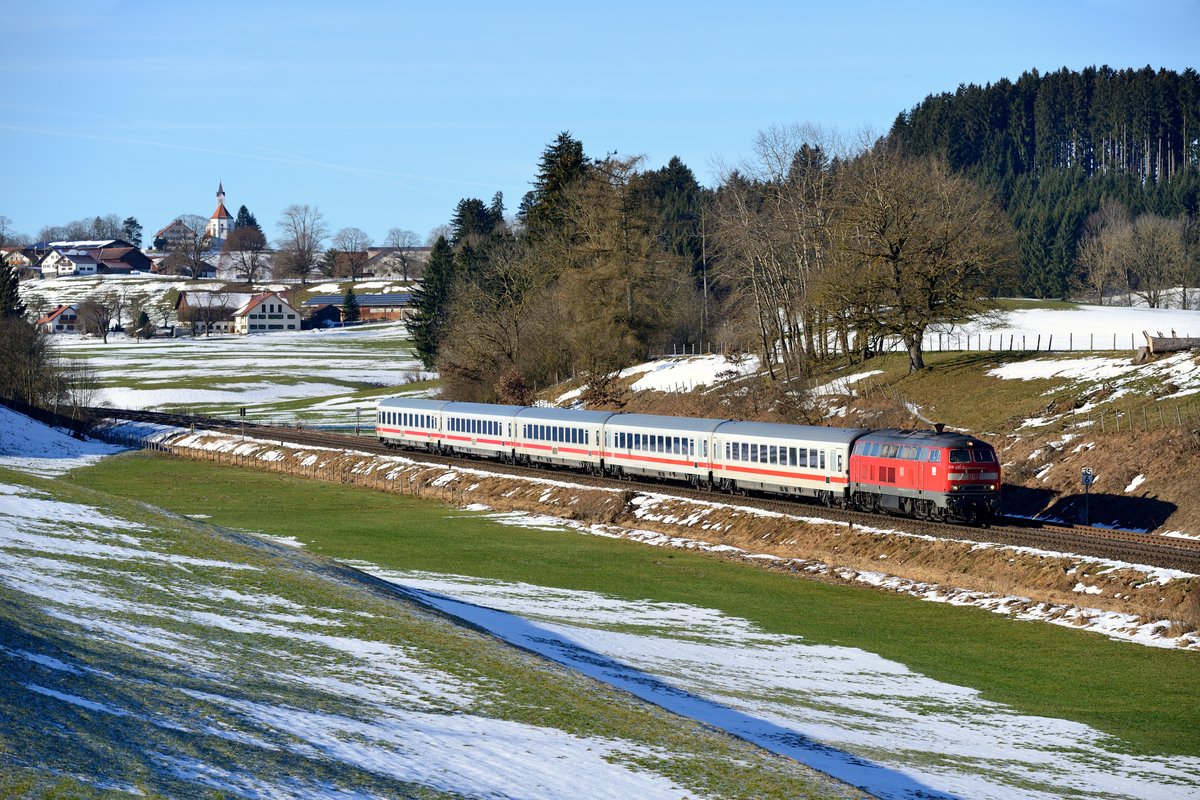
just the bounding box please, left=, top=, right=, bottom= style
left=673, top=437, right=680, bottom=454
left=768, top=446, right=778, bottom=465
left=798, top=448, right=808, bottom=467
left=750, top=443, right=758, bottom=462
left=949, top=449, right=971, bottom=463
left=634, top=433, right=641, bottom=449
left=725, top=442, right=731, bottom=460
left=820, top=451, right=826, bottom=470
left=739, top=443, right=747, bottom=461
left=788, top=447, right=797, bottom=466
left=658, top=435, right=665, bottom=452
left=973, top=449, right=995, bottom=463
left=761, top=446, right=769, bottom=464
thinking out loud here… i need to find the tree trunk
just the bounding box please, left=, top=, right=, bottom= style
left=905, top=335, right=925, bottom=373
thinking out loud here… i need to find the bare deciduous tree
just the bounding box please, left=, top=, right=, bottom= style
left=1126, top=214, right=1186, bottom=309
left=827, top=147, right=1017, bottom=373
left=171, top=214, right=211, bottom=280
left=77, top=293, right=117, bottom=343
left=276, top=205, right=328, bottom=284
left=179, top=291, right=235, bottom=337
left=222, top=226, right=271, bottom=284
left=710, top=125, right=843, bottom=381
left=1076, top=200, right=1133, bottom=304
left=384, top=228, right=421, bottom=280
left=332, top=227, right=372, bottom=281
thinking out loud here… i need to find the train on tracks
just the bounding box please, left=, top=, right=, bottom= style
left=376, top=398, right=1002, bottom=524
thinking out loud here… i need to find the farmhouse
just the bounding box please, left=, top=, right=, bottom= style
left=35, top=304, right=81, bottom=334
left=176, top=290, right=255, bottom=335
left=301, top=292, right=413, bottom=321
left=234, top=292, right=300, bottom=334
left=34, top=239, right=152, bottom=278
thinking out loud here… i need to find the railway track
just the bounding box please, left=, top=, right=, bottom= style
left=90, top=406, right=1200, bottom=572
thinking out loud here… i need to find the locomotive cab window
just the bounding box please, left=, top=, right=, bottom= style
left=973, top=449, right=995, bottom=463
left=949, top=449, right=971, bottom=463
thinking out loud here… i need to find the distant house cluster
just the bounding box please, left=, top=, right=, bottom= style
left=2, top=238, right=153, bottom=280
left=5, top=179, right=434, bottom=337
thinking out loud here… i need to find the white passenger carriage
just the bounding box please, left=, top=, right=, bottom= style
left=602, top=413, right=728, bottom=484
left=711, top=422, right=868, bottom=502
left=514, top=407, right=615, bottom=470
left=377, top=398, right=448, bottom=450
left=438, top=402, right=524, bottom=459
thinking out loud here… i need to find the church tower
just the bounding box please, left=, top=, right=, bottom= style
left=206, top=181, right=233, bottom=243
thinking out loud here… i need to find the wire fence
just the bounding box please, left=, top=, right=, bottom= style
left=656, top=331, right=1198, bottom=359
left=1054, top=398, right=1200, bottom=435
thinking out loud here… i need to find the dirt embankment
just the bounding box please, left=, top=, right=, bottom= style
left=140, top=429, right=1200, bottom=644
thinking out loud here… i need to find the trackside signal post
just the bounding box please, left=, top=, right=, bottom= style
left=1081, top=467, right=1095, bottom=525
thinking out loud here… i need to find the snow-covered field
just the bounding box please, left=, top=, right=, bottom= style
left=985, top=350, right=1200, bottom=402
left=53, top=321, right=432, bottom=422
left=0, top=406, right=123, bottom=476
left=927, top=304, right=1200, bottom=351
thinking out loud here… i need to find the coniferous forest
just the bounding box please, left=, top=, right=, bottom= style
left=889, top=66, right=1200, bottom=297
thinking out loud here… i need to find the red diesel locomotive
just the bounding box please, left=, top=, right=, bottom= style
left=847, top=427, right=1001, bottom=523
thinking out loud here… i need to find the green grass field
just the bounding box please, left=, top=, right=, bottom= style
left=69, top=452, right=1200, bottom=759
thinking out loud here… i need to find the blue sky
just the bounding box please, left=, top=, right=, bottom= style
left=2, top=0, right=1197, bottom=246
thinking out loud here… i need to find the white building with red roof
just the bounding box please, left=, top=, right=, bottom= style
left=205, top=181, right=233, bottom=244
left=35, top=304, right=81, bottom=334
left=233, top=291, right=300, bottom=334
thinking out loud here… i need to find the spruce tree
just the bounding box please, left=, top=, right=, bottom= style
left=409, top=236, right=456, bottom=368
left=0, top=261, right=25, bottom=319
left=342, top=285, right=360, bottom=323
left=519, top=131, right=589, bottom=238
left=234, top=205, right=262, bottom=233
left=121, top=216, right=143, bottom=247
